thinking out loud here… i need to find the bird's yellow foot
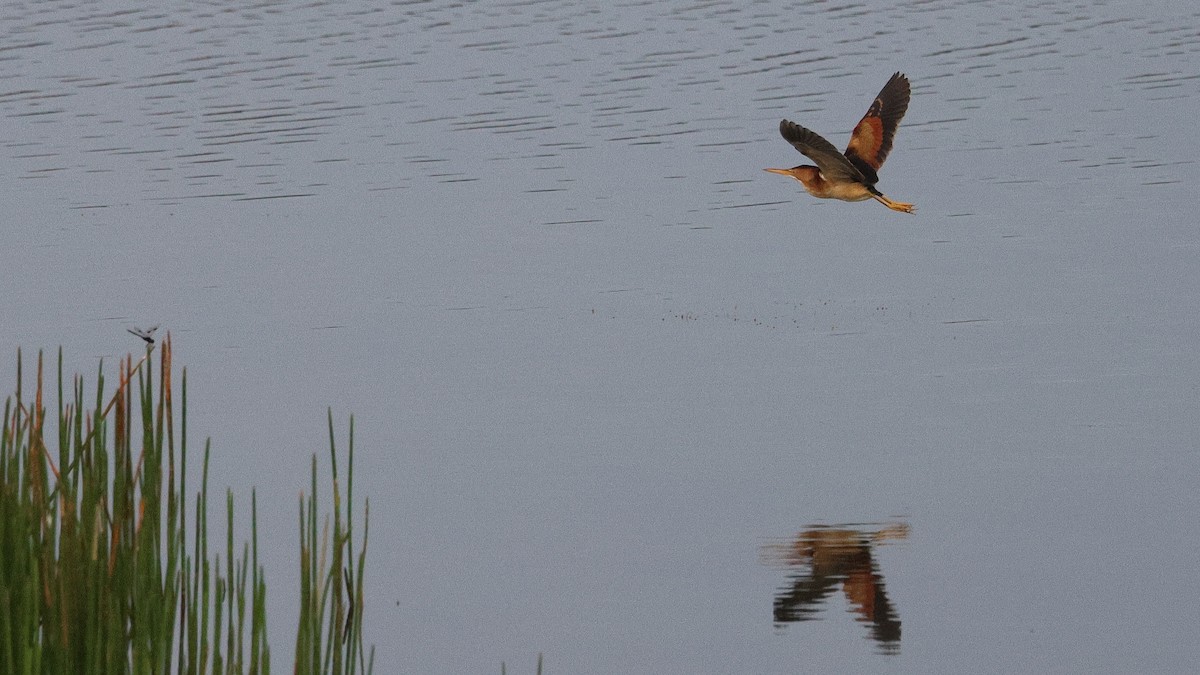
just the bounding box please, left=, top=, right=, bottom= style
left=875, top=194, right=915, bottom=213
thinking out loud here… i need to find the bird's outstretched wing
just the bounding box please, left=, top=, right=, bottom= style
left=844, top=72, right=910, bottom=183
left=779, top=119, right=865, bottom=183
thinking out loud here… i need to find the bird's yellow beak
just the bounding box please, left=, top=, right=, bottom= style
left=764, top=168, right=795, bottom=177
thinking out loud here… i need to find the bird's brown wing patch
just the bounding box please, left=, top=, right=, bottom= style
left=844, top=72, right=910, bottom=178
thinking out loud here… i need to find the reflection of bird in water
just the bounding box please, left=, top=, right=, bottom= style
left=763, top=523, right=908, bottom=652
left=766, top=72, right=915, bottom=213
left=127, top=325, right=159, bottom=344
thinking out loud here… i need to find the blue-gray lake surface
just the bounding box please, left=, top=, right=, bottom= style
left=3, top=1, right=1199, bottom=672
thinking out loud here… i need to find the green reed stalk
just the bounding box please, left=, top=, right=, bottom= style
left=294, top=411, right=373, bottom=675
left=500, top=652, right=544, bottom=675
left=0, top=340, right=369, bottom=673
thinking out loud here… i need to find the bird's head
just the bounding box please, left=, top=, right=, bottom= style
left=764, top=165, right=821, bottom=187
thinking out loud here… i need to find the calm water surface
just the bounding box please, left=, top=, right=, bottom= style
left=3, top=1, right=1199, bottom=672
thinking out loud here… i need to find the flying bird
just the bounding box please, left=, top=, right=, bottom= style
left=766, top=72, right=914, bottom=213
left=127, top=325, right=159, bottom=344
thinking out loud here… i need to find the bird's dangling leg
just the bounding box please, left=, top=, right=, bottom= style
left=873, top=193, right=915, bottom=214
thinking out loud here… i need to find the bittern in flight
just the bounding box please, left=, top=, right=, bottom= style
left=766, top=72, right=914, bottom=213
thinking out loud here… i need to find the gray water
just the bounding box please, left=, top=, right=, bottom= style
left=3, top=1, right=1199, bottom=672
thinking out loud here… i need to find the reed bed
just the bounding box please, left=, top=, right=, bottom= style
left=0, top=337, right=372, bottom=674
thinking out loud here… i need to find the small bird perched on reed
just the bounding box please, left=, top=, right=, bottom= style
left=766, top=72, right=915, bottom=213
